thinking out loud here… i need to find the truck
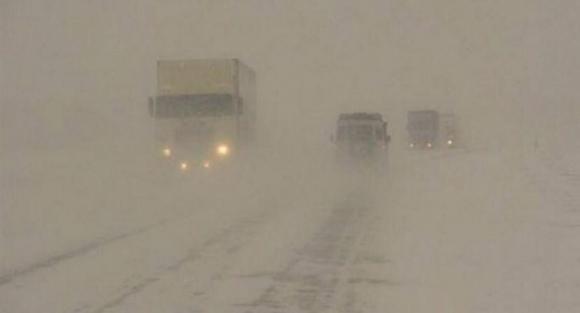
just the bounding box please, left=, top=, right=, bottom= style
left=440, top=113, right=458, bottom=148
left=148, top=59, right=256, bottom=171
left=407, top=110, right=439, bottom=149
left=333, top=112, right=390, bottom=162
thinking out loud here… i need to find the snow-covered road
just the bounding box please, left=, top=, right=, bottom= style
left=1, top=147, right=579, bottom=313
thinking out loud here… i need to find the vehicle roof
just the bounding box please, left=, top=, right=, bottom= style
left=339, top=112, right=384, bottom=121
left=408, top=110, right=438, bottom=114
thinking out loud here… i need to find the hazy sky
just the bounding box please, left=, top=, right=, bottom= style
left=1, top=0, right=578, bottom=150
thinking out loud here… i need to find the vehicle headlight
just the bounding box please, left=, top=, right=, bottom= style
left=447, top=139, right=453, bottom=146
left=409, top=143, right=415, bottom=148
left=202, top=160, right=211, bottom=169
left=179, top=162, right=188, bottom=171
left=162, top=148, right=172, bottom=157
left=216, top=144, right=230, bottom=156
left=427, top=142, right=433, bottom=148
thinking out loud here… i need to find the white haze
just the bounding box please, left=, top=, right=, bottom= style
left=1, top=1, right=580, bottom=312
left=4, top=0, right=578, bottom=150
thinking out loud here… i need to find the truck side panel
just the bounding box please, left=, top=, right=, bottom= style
left=236, top=60, right=257, bottom=142
left=156, top=59, right=236, bottom=96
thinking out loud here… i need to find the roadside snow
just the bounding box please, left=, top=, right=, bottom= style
left=1, top=145, right=579, bottom=313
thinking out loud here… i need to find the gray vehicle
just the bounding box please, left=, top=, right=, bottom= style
left=333, top=113, right=391, bottom=162
left=407, top=110, right=439, bottom=149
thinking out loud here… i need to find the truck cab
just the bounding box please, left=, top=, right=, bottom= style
left=333, top=113, right=390, bottom=161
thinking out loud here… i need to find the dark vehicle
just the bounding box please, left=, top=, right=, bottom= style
left=333, top=113, right=390, bottom=161
left=407, top=110, right=439, bottom=149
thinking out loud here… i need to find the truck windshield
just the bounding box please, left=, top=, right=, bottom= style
left=152, top=94, right=236, bottom=118
left=337, top=125, right=374, bottom=142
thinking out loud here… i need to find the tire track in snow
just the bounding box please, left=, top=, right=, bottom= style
left=0, top=218, right=172, bottom=286
left=86, top=209, right=276, bottom=313
left=242, top=195, right=369, bottom=313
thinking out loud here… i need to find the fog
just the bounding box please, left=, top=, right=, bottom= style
left=6, top=0, right=578, bottom=149
left=1, top=1, right=580, bottom=312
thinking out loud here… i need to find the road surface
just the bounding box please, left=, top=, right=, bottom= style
left=1, top=148, right=580, bottom=313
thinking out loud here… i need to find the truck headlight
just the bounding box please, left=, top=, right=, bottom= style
left=179, top=162, right=188, bottom=171
left=216, top=144, right=230, bottom=156
left=162, top=148, right=172, bottom=157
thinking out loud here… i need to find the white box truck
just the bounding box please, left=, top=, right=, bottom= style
left=148, top=59, right=256, bottom=171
